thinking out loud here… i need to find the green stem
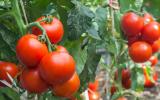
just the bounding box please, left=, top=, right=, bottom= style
left=27, top=22, right=54, bottom=52
left=11, top=0, right=26, bottom=35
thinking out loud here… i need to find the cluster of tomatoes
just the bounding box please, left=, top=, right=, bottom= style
left=111, top=57, right=158, bottom=96
left=121, top=12, right=160, bottom=63
left=0, top=16, right=80, bottom=99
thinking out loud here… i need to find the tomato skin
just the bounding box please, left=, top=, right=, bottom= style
left=141, top=22, right=160, bottom=43
left=88, top=91, right=100, bottom=100
left=0, top=61, right=19, bottom=86
left=151, top=38, right=160, bottom=53
left=122, top=79, right=131, bottom=89
left=88, top=79, right=99, bottom=91
left=20, top=68, right=48, bottom=93
left=121, top=12, right=144, bottom=37
left=110, top=85, right=117, bottom=95
left=129, top=41, right=152, bottom=63
left=32, top=17, right=64, bottom=44
left=39, top=52, right=75, bottom=85
left=16, top=34, right=48, bottom=68
left=117, top=97, right=128, bottom=100
left=143, top=13, right=154, bottom=24
left=115, top=69, right=131, bottom=82
left=149, top=56, right=158, bottom=66
left=56, top=45, right=68, bottom=53
left=52, top=73, right=80, bottom=97
left=127, top=35, right=140, bottom=46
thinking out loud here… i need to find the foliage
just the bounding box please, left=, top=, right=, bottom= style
left=0, top=0, right=160, bottom=99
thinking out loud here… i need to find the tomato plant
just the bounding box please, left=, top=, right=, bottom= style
left=0, top=0, right=160, bottom=100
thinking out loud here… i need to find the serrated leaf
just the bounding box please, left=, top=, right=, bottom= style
left=67, top=0, right=94, bottom=40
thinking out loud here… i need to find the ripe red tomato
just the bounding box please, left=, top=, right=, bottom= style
left=117, top=97, right=128, bottom=100
left=110, top=85, right=117, bottom=95
left=88, top=79, right=99, bottom=91
left=122, top=79, right=131, bottom=89
left=115, top=69, right=131, bottom=82
left=143, top=13, right=154, bottom=24
left=52, top=73, right=80, bottom=97
left=121, top=12, right=144, bottom=37
left=151, top=38, right=160, bottom=53
left=149, top=56, right=158, bottom=66
left=0, top=61, right=19, bottom=86
left=129, top=41, right=152, bottom=63
left=143, top=66, right=158, bottom=88
left=20, top=68, right=48, bottom=93
left=127, top=35, right=140, bottom=46
left=141, top=22, right=160, bottom=43
left=88, top=91, right=100, bottom=100
left=16, top=34, right=48, bottom=68
left=39, top=52, right=75, bottom=85
left=56, top=45, right=68, bottom=53
left=32, top=16, right=64, bottom=44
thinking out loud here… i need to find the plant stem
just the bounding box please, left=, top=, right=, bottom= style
left=27, top=22, right=54, bottom=52
left=20, top=0, right=28, bottom=25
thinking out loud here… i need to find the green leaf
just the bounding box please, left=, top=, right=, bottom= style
left=143, top=0, right=160, bottom=18
left=87, top=22, right=101, bottom=40
left=67, top=0, right=94, bottom=40
left=64, top=39, right=87, bottom=74
left=79, top=40, right=101, bottom=92
left=0, top=24, right=18, bottom=63
left=131, top=65, right=144, bottom=91
left=119, top=0, right=143, bottom=13
left=95, top=7, right=108, bottom=38
left=0, top=87, right=20, bottom=100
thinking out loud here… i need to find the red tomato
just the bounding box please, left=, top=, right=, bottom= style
left=151, top=38, right=160, bottom=53
left=32, top=16, right=64, bottom=44
left=149, top=56, right=158, bottom=66
left=39, top=52, right=75, bottom=85
left=143, top=13, right=154, bottom=24
left=110, top=85, right=117, bottom=95
left=115, top=69, right=131, bottom=82
left=141, top=22, right=160, bottom=43
left=56, top=45, right=68, bottom=53
left=121, top=12, right=144, bottom=37
left=88, top=91, right=100, bottom=100
left=20, top=68, right=48, bottom=93
left=88, top=79, right=99, bottom=91
left=117, top=97, right=128, bottom=100
left=122, top=79, right=131, bottom=89
left=0, top=61, right=19, bottom=86
left=16, top=34, right=48, bottom=68
left=143, top=66, right=158, bottom=88
left=127, top=35, right=140, bottom=46
left=129, top=41, right=152, bottom=63
left=52, top=73, right=80, bottom=97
